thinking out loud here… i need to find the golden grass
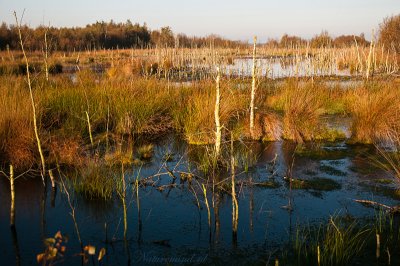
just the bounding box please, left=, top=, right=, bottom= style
left=172, top=80, right=248, bottom=144
left=0, top=46, right=399, bottom=171
left=347, top=83, right=400, bottom=143
left=0, top=76, right=35, bottom=168
left=280, top=81, right=325, bottom=142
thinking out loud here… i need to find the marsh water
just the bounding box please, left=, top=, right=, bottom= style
left=1, top=133, right=400, bottom=265
left=68, top=56, right=354, bottom=83
left=223, top=57, right=351, bottom=79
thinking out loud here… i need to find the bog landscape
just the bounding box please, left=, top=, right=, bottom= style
left=1, top=6, right=400, bottom=266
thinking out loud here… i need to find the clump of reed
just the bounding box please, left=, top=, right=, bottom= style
left=187, top=144, right=220, bottom=173
left=294, top=216, right=371, bottom=265
left=172, top=80, right=247, bottom=144
left=72, top=161, right=115, bottom=200
left=347, top=83, right=400, bottom=144
left=106, top=58, right=159, bottom=79
left=240, top=112, right=283, bottom=141
left=280, top=81, right=325, bottom=142
left=42, top=74, right=176, bottom=141
left=136, top=144, right=154, bottom=160
left=109, top=78, right=175, bottom=136
left=0, top=76, right=35, bottom=169
left=374, top=113, right=400, bottom=181
left=48, top=136, right=84, bottom=166
left=172, top=84, right=217, bottom=144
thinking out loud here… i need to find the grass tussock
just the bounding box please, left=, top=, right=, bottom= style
left=294, top=216, right=371, bottom=266
left=172, top=80, right=247, bottom=144
left=48, top=136, right=84, bottom=166
left=348, top=83, right=400, bottom=144
left=72, top=161, right=115, bottom=200
left=241, top=112, right=283, bottom=141
left=43, top=75, right=175, bottom=139
left=136, top=144, right=154, bottom=160
left=0, top=52, right=399, bottom=176
left=280, top=81, right=325, bottom=142
left=0, top=76, right=35, bottom=169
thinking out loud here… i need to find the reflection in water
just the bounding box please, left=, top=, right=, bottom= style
left=249, top=189, right=254, bottom=233
left=213, top=190, right=221, bottom=244
left=50, top=186, right=57, bottom=208
left=40, top=181, right=48, bottom=243
left=231, top=138, right=239, bottom=248
left=136, top=179, right=143, bottom=245
left=10, top=226, right=21, bottom=266
left=282, top=142, right=298, bottom=212
left=1, top=137, right=399, bottom=265
left=223, top=57, right=351, bottom=79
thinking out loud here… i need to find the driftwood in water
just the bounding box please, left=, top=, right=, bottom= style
left=354, top=199, right=400, bottom=214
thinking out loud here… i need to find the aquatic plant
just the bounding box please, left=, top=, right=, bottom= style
left=72, top=162, right=115, bottom=200
left=289, top=177, right=341, bottom=191
left=294, top=216, right=371, bottom=265
left=136, top=144, right=154, bottom=160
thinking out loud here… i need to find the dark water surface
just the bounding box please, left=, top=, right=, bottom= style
left=1, top=137, right=399, bottom=265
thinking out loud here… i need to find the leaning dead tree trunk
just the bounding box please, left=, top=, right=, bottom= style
left=249, top=36, right=257, bottom=139
left=215, top=67, right=222, bottom=157
left=354, top=199, right=400, bottom=214
left=14, top=11, right=46, bottom=184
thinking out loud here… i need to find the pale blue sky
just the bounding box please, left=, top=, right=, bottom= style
left=1, top=0, right=399, bottom=41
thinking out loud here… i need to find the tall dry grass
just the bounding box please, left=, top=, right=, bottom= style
left=42, top=72, right=176, bottom=141
left=347, top=83, right=400, bottom=143
left=0, top=45, right=399, bottom=172
left=0, top=76, right=35, bottom=168
left=269, top=81, right=325, bottom=142
left=172, top=79, right=248, bottom=144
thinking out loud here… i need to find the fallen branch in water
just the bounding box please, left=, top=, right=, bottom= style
left=354, top=199, right=400, bottom=214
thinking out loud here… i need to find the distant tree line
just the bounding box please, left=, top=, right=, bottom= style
left=265, top=14, right=400, bottom=52
left=265, top=31, right=370, bottom=49
left=0, top=20, right=245, bottom=51
left=379, top=14, right=400, bottom=53
left=0, top=14, right=399, bottom=51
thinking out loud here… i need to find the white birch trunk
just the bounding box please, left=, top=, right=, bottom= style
left=250, top=36, right=257, bottom=138
left=215, top=67, right=222, bottom=156
left=10, top=165, right=15, bottom=227
left=366, top=30, right=374, bottom=80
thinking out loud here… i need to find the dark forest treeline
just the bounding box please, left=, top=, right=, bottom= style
left=0, top=20, right=373, bottom=51
left=0, top=20, right=246, bottom=51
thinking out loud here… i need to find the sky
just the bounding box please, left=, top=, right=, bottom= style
left=1, top=0, right=399, bottom=42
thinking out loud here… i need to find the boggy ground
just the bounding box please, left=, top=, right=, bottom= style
left=0, top=63, right=399, bottom=172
